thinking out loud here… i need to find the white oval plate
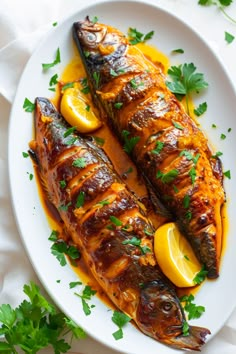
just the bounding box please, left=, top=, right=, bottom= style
left=8, top=1, right=236, bottom=353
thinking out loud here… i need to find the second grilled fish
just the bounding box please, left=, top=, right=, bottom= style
left=73, top=18, right=225, bottom=279
left=29, top=97, right=210, bottom=351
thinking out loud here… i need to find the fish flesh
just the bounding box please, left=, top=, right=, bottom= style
left=29, top=97, right=210, bottom=350
left=73, top=18, right=225, bottom=279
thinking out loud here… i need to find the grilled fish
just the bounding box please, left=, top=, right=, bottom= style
left=73, top=18, right=225, bottom=279
left=29, top=97, right=210, bottom=350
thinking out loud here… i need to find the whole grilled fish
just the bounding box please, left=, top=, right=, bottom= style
left=73, top=18, right=225, bottom=279
left=30, top=97, right=210, bottom=350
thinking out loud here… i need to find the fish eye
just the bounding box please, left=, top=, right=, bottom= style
left=161, top=301, right=173, bottom=312
left=86, top=32, right=96, bottom=43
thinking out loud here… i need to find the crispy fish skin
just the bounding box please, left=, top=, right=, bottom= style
left=73, top=18, right=225, bottom=279
left=30, top=97, right=210, bottom=350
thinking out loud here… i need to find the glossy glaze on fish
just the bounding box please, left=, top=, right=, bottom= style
left=30, top=97, right=210, bottom=350
left=73, top=18, right=225, bottom=279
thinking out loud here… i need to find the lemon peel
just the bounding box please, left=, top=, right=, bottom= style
left=154, top=222, right=202, bottom=287
left=60, top=87, right=102, bottom=133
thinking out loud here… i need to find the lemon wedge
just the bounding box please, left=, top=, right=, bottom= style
left=60, top=87, right=102, bottom=133
left=154, top=222, right=202, bottom=287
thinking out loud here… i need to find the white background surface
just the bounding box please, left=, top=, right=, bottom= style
left=1, top=0, right=236, bottom=353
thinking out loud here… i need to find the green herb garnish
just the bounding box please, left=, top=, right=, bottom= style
left=63, top=126, right=77, bottom=138
left=193, top=265, right=208, bottom=285
left=109, top=216, right=123, bottom=227
left=76, top=191, right=85, bottom=208
left=122, top=130, right=140, bottom=154
left=166, top=63, right=208, bottom=114
left=198, top=0, right=236, bottom=24
left=23, top=98, right=35, bottom=112
left=50, top=240, right=80, bottom=266
left=111, top=310, right=131, bottom=340
left=72, top=157, right=87, bottom=168
left=172, top=48, right=184, bottom=54
left=114, top=102, right=123, bottom=109
left=42, top=48, right=61, bottom=70
left=225, top=31, right=235, bottom=43
left=156, top=169, right=179, bottom=184
left=194, top=102, right=207, bottom=116
left=180, top=294, right=205, bottom=320
left=74, top=286, right=97, bottom=316
left=122, top=236, right=151, bottom=254
left=151, top=141, right=164, bottom=155
left=223, top=170, right=231, bottom=179
left=128, top=27, right=154, bottom=45
left=0, top=281, right=85, bottom=353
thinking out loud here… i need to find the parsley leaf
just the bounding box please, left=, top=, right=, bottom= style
left=193, top=265, right=208, bottom=285
left=151, top=141, right=164, bottom=154
left=223, top=170, right=231, bottom=179
left=23, top=98, right=35, bottom=112
left=172, top=48, right=184, bottom=54
left=122, top=130, right=140, bottom=154
left=42, top=48, right=61, bottom=70
left=76, top=191, right=85, bottom=208
left=0, top=281, right=85, bottom=353
left=166, top=63, right=208, bottom=114
left=156, top=169, right=179, bottom=184
left=122, top=236, right=151, bottom=254
left=112, top=311, right=131, bottom=340
left=50, top=240, right=80, bottom=266
left=180, top=294, right=205, bottom=320
left=110, top=216, right=123, bottom=226
left=198, top=0, right=236, bottom=24
left=128, top=28, right=154, bottom=45
left=74, top=286, right=97, bottom=316
left=194, top=102, right=207, bottom=116
left=225, top=31, right=235, bottom=43
left=72, top=157, right=87, bottom=168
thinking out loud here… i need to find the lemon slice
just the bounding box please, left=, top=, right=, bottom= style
left=60, top=87, right=102, bottom=133
left=154, top=222, right=202, bottom=287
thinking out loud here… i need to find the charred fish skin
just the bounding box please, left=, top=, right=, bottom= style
left=73, top=18, right=225, bottom=279
left=30, top=97, right=210, bottom=350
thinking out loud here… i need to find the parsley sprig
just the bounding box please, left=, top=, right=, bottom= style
left=180, top=294, right=205, bottom=320
left=128, top=27, right=154, bottom=45
left=166, top=63, right=208, bottom=115
left=111, top=310, right=131, bottom=340
left=122, top=130, right=140, bottom=154
left=198, top=0, right=236, bottom=24
left=0, top=281, right=86, bottom=354
left=74, top=286, right=97, bottom=316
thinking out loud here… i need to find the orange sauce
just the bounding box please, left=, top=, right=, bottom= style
left=37, top=41, right=228, bottom=305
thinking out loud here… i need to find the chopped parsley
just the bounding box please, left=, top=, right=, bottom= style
left=49, top=73, right=58, bottom=88
left=180, top=294, right=205, bottom=320
left=122, top=130, right=140, bottom=154
left=93, top=136, right=105, bottom=146
left=74, top=285, right=97, bottom=316
left=171, top=48, right=184, bottom=54
left=225, top=31, right=235, bottom=43
left=69, top=281, right=82, bottom=289
left=61, top=82, right=74, bottom=91
left=194, top=102, right=207, bottom=116
left=80, top=77, right=90, bottom=94
left=64, top=136, right=78, bottom=146
left=42, top=48, right=61, bottom=70
left=50, top=240, right=80, bottom=266
left=63, top=126, right=77, bottom=138
left=128, top=27, right=154, bottom=45
left=182, top=320, right=190, bottom=336
left=92, top=16, right=99, bottom=24
left=183, top=195, right=191, bottom=209
left=212, top=151, right=223, bottom=158
left=122, top=236, right=151, bottom=254
left=97, top=199, right=110, bottom=206
left=22, top=151, right=29, bottom=158
left=109, top=216, right=123, bottom=227
left=166, top=63, right=208, bottom=114
left=130, top=78, right=144, bottom=89
left=223, top=170, right=231, bottom=179
left=172, top=120, right=184, bottom=130
left=72, top=157, right=87, bottom=168
left=48, top=229, right=59, bottom=242
left=58, top=202, right=72, bottom=212
left=114, top=102, right=123, bottom=109
left=221, top=133, right=226, bottom=140
left=193, top=265, right=208, bottom=285
left=23, top=98, right=35, bottom=112
left=76, top=191, right=85, bottom=208
left=151, top=141, right=164, bottom=155
left=93, top=72, right=100, bottom=88
left=156, top=169, right=179, bottom=184
left=111, top=310, right=131, bottom=340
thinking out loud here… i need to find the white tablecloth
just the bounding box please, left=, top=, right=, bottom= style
left=1, top=0, right=236, bottom=353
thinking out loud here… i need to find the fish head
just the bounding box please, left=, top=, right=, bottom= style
left=73, top=17, right=127, bottom=56
left=137, top=280, right=210, bottom=350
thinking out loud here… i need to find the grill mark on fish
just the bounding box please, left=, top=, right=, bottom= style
left=30, top=96, right=210, bottom=350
